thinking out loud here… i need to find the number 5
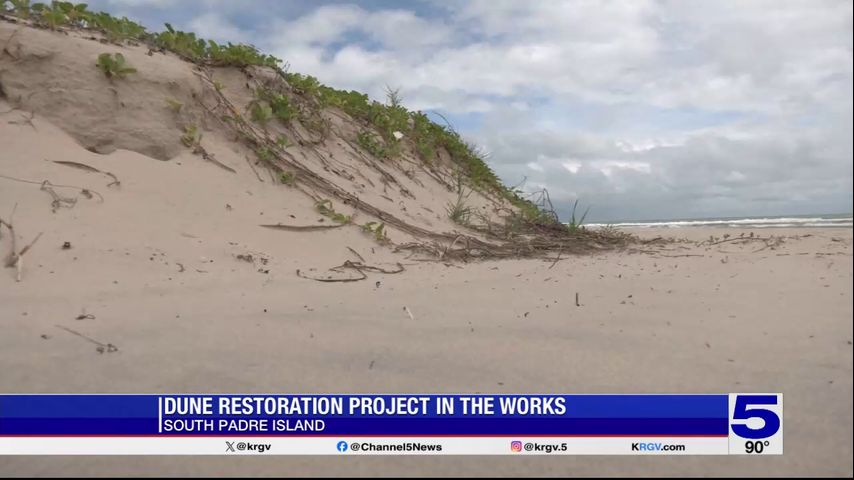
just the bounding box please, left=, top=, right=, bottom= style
left=731, top=395, right=780, bottom=439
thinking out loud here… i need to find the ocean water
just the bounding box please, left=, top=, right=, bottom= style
left=585, top=213, right=853, bottom=229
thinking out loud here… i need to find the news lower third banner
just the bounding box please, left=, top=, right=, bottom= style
left=0, top=394, right=782, bottom=455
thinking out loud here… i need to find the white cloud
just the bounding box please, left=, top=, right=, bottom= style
left=132, top=0, right=851, bottom=220
left=187, top=13, right=246, bottom=43
left=596, top=161, right=652, bottom=177
left=725, top=171, right=748, bottom=183
left=562, top=161, right=581, bottom=174
left=272, top=4, right=366, bottom=47
left=526, top=162, right=545, bottom=172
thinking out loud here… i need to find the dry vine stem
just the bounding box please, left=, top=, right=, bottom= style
left=260, top=223, right=345, bottom=231
left=1, top=206, right=43, bottom=281
left=41, top=180, right=77, bottom=212
left=52, top=160, right=121, bottom=187
left=295, top=260, right=404, bottom=283
left=0, top=173, right=104, bottom=203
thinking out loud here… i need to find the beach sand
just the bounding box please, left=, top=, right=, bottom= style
left=1, top=20, right=852, bottom=477
left=1, top=143, right=851, bottom=476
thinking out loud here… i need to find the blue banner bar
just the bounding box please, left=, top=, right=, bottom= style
left=0, top=395, right=729, bottom=436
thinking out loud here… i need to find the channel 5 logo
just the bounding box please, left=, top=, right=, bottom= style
left=728, top=393, right=784, bottom=455
left=510, top=440, right=523, bottom=452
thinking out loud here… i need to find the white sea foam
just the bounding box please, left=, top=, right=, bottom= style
left=584, top=216, right=853, bottom=229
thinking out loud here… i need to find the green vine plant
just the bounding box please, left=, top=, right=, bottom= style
left=56, top=1, right=87, bottom=24
left=285, top=72, right=321, bottom=98
left=0, top=3, right=282, bottom=67
left=8, top=0, right=33, bottom=19
left=204, top=39, right=280, bottom=68
left=92, top=12, right=147, bottom=43
left=356, top=131, right=388, bottom=159
left=95, top=52, right=136, bottom=79
left=275, top=135, right=290, bottom=148
left=249, top=100, right=273, bottom=125
left=254, top=146, right=273, bottom=164
left=31, top=1, right=67, bottom=29
left=165, top=97, right=183, bottom=114
left=180, top=123, right=201, bottom=149
left=255, top=88, right=297, bottom=123
left=279, top=171, right=296, bottom=186
left=361, top=221, right=389, bottom=244
left=315, top=199, right=351, bottom=224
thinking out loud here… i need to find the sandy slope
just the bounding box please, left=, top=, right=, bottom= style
left=0, top=21, right=852, bottom=479
left=0, top=21, right=510, bottom=247
left=1, top=111, right=851, bottom=476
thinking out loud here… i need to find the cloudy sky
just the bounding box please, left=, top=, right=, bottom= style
left=91, top=0, right=852, bottom=222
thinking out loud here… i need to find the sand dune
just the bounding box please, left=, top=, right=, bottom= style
left=0, top=16, right=852, bottom=478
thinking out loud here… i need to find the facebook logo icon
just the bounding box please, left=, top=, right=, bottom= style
left=336, top=441, right=348, bottom=452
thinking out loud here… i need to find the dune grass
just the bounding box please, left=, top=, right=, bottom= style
left=566, top=199, right=590, bottom=232
left=447, top=195, right=473, bottom=226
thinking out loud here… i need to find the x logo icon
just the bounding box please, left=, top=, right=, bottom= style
left=225, top=441, right=235, bottom=452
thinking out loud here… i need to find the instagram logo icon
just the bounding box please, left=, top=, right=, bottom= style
left=510, top=441, right=523, bottom=452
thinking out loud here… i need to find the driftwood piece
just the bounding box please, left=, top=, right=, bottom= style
left=52, top=160, right=121, bottom=187
left=296, top=268, right=367, bottom=283
left=260, top=223, right=346, bottom=231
